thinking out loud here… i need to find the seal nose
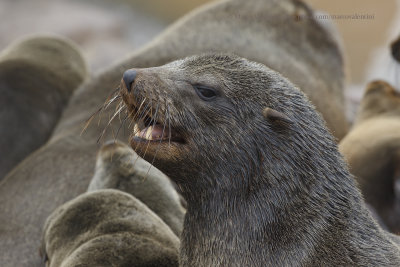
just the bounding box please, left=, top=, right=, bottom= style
left=123, top=69, right=137, bottom=92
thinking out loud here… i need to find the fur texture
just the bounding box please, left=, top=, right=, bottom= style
left=0, top=0, right=346, bottom=265
left=41, top=189, right=179, bottom=267
left=88, top=140, right=185, bottom=236
left=121, top=54, right=400, bottom=266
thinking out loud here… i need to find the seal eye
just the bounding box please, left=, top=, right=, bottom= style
left=194, top=85, right=217, bottom=101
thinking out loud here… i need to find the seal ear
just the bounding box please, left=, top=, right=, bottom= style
left=263, top=108, right=293, bottom=124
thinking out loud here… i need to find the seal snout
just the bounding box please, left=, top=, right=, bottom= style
left=123, top=69, right=137, bottom=92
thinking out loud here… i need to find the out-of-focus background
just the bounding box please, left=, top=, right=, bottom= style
left=1, top=0, right=399, bottom=118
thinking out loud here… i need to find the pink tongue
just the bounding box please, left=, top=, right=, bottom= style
left=152, top=125, right=168, bottom=139
left=140, top=125, right=170, bottom=140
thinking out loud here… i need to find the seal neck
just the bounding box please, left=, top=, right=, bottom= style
left=179, top=168, right=380, bottom=266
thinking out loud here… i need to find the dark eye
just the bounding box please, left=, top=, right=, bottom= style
left=194, top=85, right=217, bottom=101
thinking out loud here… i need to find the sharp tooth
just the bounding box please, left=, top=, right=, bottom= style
left=134, top=124, right=140, bottom=136
left=146, top=126, right=153, bottom=140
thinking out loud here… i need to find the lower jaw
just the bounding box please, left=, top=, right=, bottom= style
left=129, top=137, right=185, bottom=153
left=129, top=138, right=177, bottom=167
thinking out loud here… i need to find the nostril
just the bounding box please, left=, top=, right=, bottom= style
left=123, top=69, right=137, bottom=92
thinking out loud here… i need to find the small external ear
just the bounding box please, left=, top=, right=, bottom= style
left=263, top=108, right=293, bottom=124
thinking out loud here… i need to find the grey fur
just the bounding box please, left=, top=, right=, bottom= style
left=40, top=189, right=179, bottom=267
left=0, top=0, right=346, bottom=265
left=121, top=54, right=400, bottom=266
left=0, top=35, right=88, bottom=179
left=88, top=140, right=185, bottom=236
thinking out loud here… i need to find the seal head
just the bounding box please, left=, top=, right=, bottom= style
left=120, top=54, right=296, bottom=198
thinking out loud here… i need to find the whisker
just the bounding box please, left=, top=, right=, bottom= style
left=167, top=104, right=172, bottom=147
left=132, top=106, right=152, bottom=156
left=114, top=113, right=129, bottom=141
left=97, top=104, right=125, bottom=143
left=145, top=100, right=167, bottom=178
left=104, top=86, right=121, bottom=104
left=81, top=88, right=122, bottom=135
left=131, top=97, right=148, bottom=123
left=106, top=94, right=121, bottom=110
left=97, top=87, right=121, bottom=125
left=141, top=100, right=160, bottom=161
left=115, top=101, right=125, bottom=122
left=127, top=108, right=136, bottom=129
left=131, top=99, right=157, bottom=173
left=80, top=106, right=103, bottom=136
left=135, top=101, right=151, bottom=124
left=150, top=91, right=154, bottom=119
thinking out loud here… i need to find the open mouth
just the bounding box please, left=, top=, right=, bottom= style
left=133, top=120, right=184, bottom=143
left=128, top=103, right=185, bottom=144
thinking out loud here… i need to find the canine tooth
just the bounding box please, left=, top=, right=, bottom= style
left=146, top=126, right=153, bottom=140
left=134, top=124, right=140, bottom=136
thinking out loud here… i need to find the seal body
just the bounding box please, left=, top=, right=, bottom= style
left=120, top=54, right=400, bottom=266
left=0, top=0, right=346, bottom=265
left=0, top=35, right=87, bottom=179
left=88, top=141, right=185, bottom=236
left=41, top=189, right=179, bottom=267
left=41, top=142, right=184, bottom=266
left=339, top=80, right=400, bottom=234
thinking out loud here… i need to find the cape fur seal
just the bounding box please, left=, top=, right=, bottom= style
left=40, top=189, right=179, bottom=267
left=0, top=0, right=347, bottom=265
left=339, top=80, right=400, bottom=234
left=0, top=35, right=87, bottom=179
left=88, top=140, right=185, bottom=236
left=120, top=54, right=400, bottom=266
